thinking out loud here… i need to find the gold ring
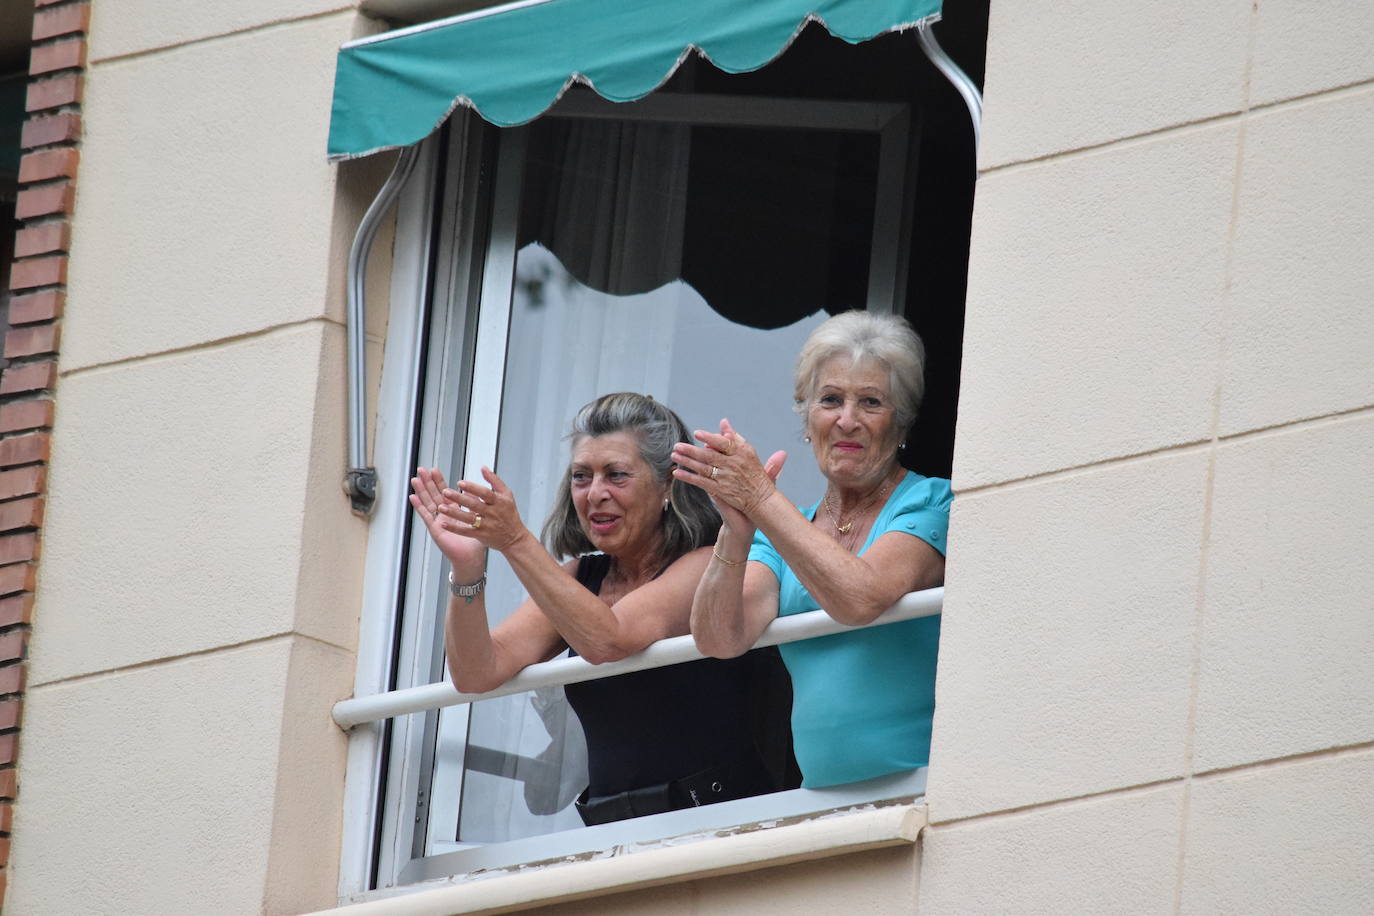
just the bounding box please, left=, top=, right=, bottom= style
left=472, top=514, right=483, bottom=529
left=710, top=466, right=719, bottom=480
left=721, top=439, right=736, bottom=456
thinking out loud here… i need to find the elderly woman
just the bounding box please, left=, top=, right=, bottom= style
left=410, top=392, right=789, bottom=824
left=672, top=312, right=951, bottom=788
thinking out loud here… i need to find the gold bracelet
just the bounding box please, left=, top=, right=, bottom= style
left=712, top=547, right=746, bottom=567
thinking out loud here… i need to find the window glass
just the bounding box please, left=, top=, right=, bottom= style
left=428, top=113, right=886, bottom=848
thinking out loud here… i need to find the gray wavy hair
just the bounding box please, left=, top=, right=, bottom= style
left=793, top=310, right=927, bottom=432
left=542, top=392, right=720, bottom=562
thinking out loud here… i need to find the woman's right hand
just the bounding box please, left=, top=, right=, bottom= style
left=409, top=467, right=487, bottom=581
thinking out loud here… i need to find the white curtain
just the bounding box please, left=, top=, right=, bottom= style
left=436, top=118, right=828, bottom=846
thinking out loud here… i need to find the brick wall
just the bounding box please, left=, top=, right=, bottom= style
left=0, top=0, right=86, bottom=902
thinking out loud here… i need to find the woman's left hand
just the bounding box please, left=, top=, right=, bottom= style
left=437, top=466, right=529, bottom=554
left=672, top=419, right=785, bottom=521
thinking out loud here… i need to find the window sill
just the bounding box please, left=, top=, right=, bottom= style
left=322, top=800, right=926, bottom=915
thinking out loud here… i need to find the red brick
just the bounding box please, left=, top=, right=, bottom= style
left=0, top=596, right=33, bottom=629
left=20, top=113, right=80, bottom=148
left=0, top=500, right=43, bottom=533
left=29, top=39, right=86, bottom=76
left=0, top=703, right=18, bottom=733
left=26, top=74, right=83, bottom=113
left=4, top=326, right=59, bottom=360
left=0, top=667, right=23, bottom=697
left=0, top=834, right=11, bottom=863
left=0, top=768, right=15, bottom=799
left=0, top=637, right=23, bottom=667
left=7, top=256, right=67, bottom=290
left=0, top=363, right=59, bottom=396
left=7, top=258, right=65, bottom=292
left=15, top=183, right=75, bottom=220
left=7, top=291, right=64, bottom=325
left=33, top=3, right=91, bottom=41
left=0, top=468, right=45, bottom=502
left=0, top=403, right=54, bottom=435
left=18, top=148, right=79, bottom=183
left=13, top=222, right=71, bottom=258
left=0, top=568, right=34, bottom=599
left=0, top=535, right=38, bottom=566
left=0, top=434, right=50, bottom=467
left=0, top=801, right=12, bottom=832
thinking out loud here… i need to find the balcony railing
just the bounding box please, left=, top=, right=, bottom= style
left=332, top=586, right=943, bottom=728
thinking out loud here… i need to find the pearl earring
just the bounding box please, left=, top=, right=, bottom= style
left=804, top=436, right=812, bottom=443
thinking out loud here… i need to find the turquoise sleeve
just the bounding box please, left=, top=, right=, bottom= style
left=747, top=528, right=785, bottom=579
left=886, top=476, right=953, bottom=556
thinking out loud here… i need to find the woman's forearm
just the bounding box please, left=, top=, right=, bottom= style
left=498, top=530, right=642, bottom=664
left=443, top=591, right=507, bottom=693
left=748, top=489, right=917, bottom=625
left=690, top=526, right=756, bottom=658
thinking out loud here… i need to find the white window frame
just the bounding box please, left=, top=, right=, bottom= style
left=339, top=88, right=928, bottom=900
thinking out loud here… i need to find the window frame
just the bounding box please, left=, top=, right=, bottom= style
left=340, top=87, right=929, bottom=898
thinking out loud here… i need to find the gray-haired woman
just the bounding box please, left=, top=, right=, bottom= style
left=410, top=392, right=792, bottom=824
left=673, top=312, right=951, bottom=788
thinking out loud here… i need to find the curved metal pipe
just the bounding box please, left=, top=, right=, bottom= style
left=916, top=21, right=983, bottom=151
left=345, top=144, right=422, bottom=515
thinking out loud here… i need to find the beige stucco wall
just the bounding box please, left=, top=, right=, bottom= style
left=7, top=4, right=394, bottom=915
left=921, top=1, right=1374, bottom=913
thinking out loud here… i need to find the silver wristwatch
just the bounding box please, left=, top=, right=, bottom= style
left=448, top=570, right=486, bottom=598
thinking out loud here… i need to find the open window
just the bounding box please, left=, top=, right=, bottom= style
left=338, top=4, right=985, bottom=898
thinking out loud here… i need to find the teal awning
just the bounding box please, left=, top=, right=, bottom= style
left=327, top=0, right=941, bottom=160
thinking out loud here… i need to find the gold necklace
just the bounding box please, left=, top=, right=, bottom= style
left=822, top=470, right=899, bottom=535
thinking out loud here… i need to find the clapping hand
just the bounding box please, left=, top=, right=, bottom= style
left=671, top=419, right=785, bottom=534
left=410, top=466, right=528, bottom=582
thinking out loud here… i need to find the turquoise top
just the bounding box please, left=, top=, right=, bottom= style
left=328, top=0, right=942, bottom=159
left=749, top=471, right=952, bottom=788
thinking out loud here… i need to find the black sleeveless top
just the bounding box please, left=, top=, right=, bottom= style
left=563, top=554, right=797, bottom=797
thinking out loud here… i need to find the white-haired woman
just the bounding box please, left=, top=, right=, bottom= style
left=672, top=312, right=950, bottom=788
left=410, top=392, right=792, bottom=824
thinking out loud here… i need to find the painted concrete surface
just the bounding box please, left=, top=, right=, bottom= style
left=1249, top=0, right=1374, bottom=106
left=1219, top=86, right=1374, bottom=436
left=32, top=323, right=360, bottom=685
left=956, top=123, right=1235, bottom=489
left=65, top=12, right=360, bottom=370
left=1193, top=412, right=1374, bottom=773
left=8, top=637, right=352, bottom=915
left=1180, top=749, right=1374, bottom=915
left=87, top=0, right=360, bottom=64
left=931, top=451, right=1206, bottom=821
left=918, top=785, right=1183, bottom=915
left=978, top=0, right=1250, bottom=168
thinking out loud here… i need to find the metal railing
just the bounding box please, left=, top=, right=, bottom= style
left=331, top=586, right=943, bottom=729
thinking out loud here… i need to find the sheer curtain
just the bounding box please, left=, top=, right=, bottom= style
left=452, top=119, right=695, bottom=844
left=438, top=116, right=834, bottom=846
